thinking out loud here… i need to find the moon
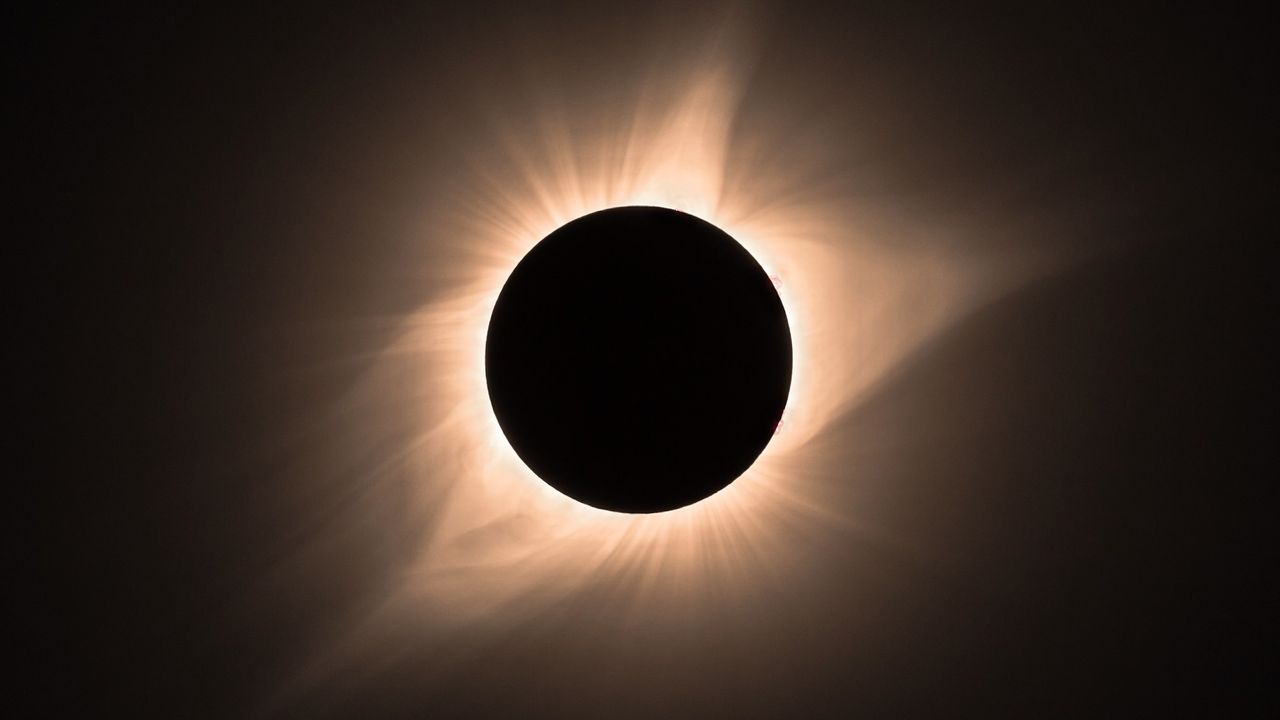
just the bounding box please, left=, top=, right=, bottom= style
left=485, top=206, right=792, bottom=513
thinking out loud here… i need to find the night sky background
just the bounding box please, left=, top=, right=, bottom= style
left=25, top=3, right=1272, bottom=717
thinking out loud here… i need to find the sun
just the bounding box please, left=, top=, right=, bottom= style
left=256, top=14, right=1068, bottom=707
left=298, top=15, right=1034, bottom=641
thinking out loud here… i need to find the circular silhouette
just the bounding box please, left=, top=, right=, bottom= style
left=486, top=206, right=791, bottom=513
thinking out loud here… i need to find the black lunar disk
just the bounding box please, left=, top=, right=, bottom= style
left=485, top=206, right=792, bottom=513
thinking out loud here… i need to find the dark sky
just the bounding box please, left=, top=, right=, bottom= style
left=26, top=3, right=1272, bottom=717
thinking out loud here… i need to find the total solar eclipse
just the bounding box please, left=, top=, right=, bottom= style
left=485, top=206, right=792, bottom=513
